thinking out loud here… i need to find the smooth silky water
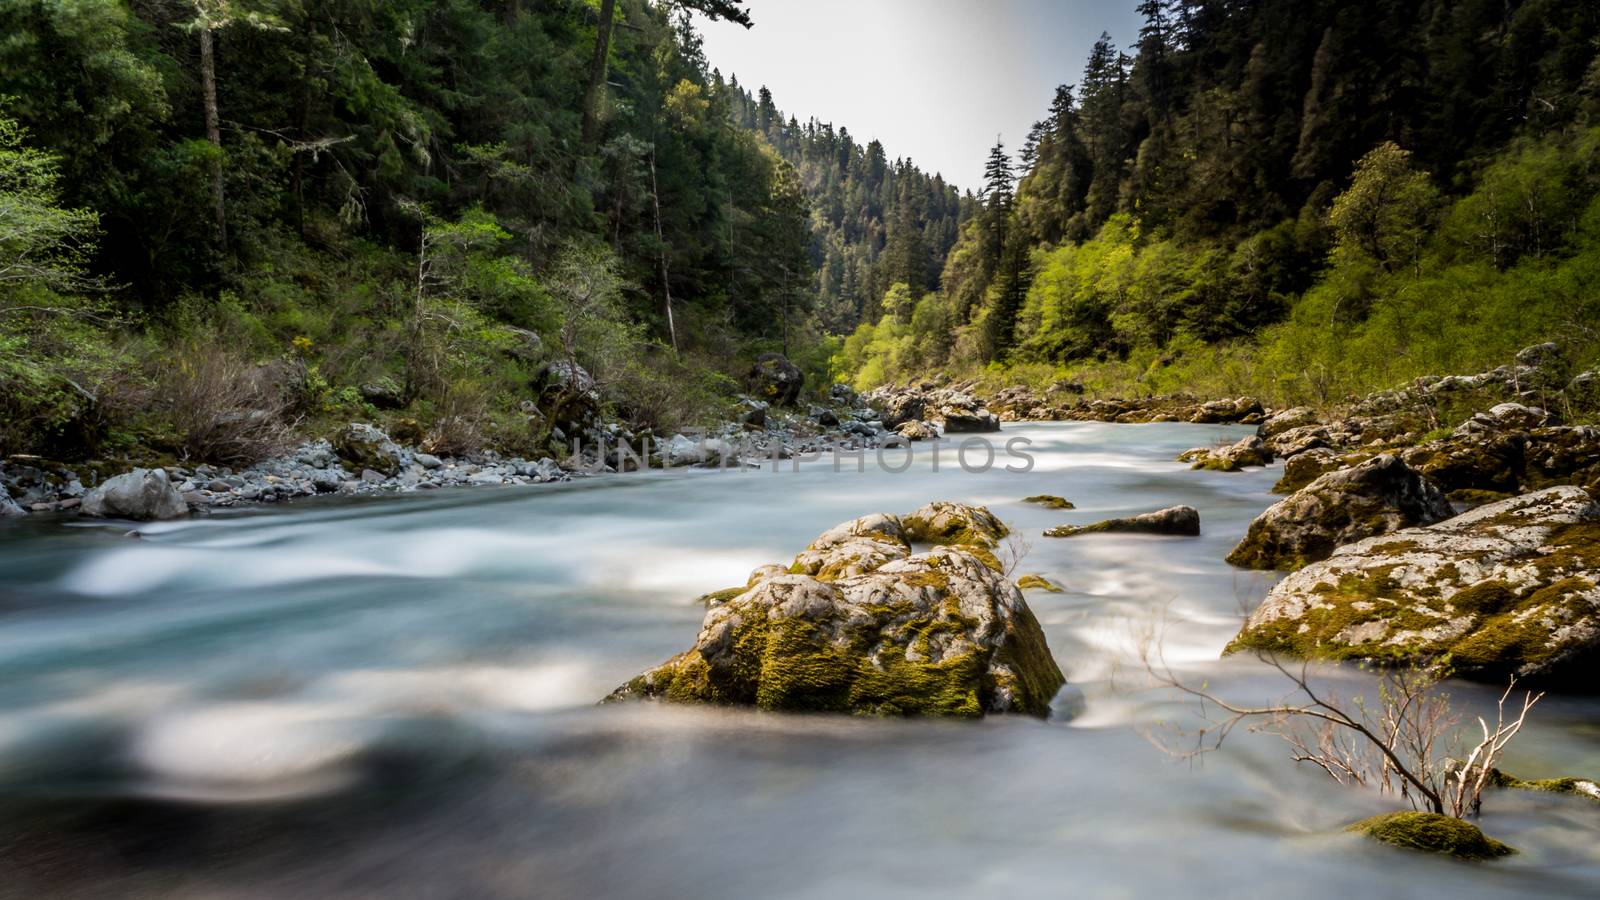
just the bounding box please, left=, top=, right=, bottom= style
left=1, top=423, right=1597, bottom=898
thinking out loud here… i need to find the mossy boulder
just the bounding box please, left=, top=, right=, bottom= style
left=1045, top=505, right=1200, bottom=538
left=1178, top=435, right=1274, bottom=472
left=1346, top=812, right=1515, bottom=860
left=747, top=353, right=804, bottom=406
left=790, top=512, right=914, bottom=580
left=1023, top=494, right=1075, bottom=510
left=1229, top=486, right=1600, bottom=687
left=1228, top=454, right=1453, bottom=571
left=1272, top=448, right=1355, bottom=494
left=1401, top=432, right=1527, bottom=496
left=903, top=500, right=1009, bottom=548
left=332, top=423, right=405, bottom=477
left=607, top=504, right=1065, bottom=718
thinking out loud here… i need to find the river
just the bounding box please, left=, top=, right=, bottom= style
left=2, top=422, right=1597, bottom=898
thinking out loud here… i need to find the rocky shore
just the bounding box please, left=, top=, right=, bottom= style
left=1, top=368, right=916, bottom=522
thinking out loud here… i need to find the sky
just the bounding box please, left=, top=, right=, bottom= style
left=692, top=0, right=1144, bottom=190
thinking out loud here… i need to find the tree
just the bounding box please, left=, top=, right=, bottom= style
left=179, top=0, right=287, bottom=251
left=1329, top=142, right=1440, bottom=276
left=0, top=114, right=101, bottom=300
left=584, top=0, right=753, bottom=146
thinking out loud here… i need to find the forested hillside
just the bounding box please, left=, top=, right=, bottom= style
left=837, top=0, right=1600, bottom=405
left=723, top=83, right=971, bottom=333
left=1, top=0, right=845, bottom=461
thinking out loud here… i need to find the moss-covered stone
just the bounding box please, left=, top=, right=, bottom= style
left=606, top=503, right=1065, bottom=719
left=1346, top=812, right=1516, bottom=860
left=696, top=586, right=747, bottom=607
left=1489, top=769, right=1600, bottom=801
left=1228, top=454, right=1453, bottom=571
left=902, top=501, right=1009, bottom=548
left=1016, top=574, right=1063, bottom=592
left=1023, top=494, right=1075, bottom=509
left=1230, top=486, right=1600, bottom=686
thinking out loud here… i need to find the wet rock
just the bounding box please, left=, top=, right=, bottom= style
left=1227, top=455, right=1452, bottom=571
left=1229, top=486, right=1600, bottom=687
left=1045, top=505, right=1200, bottom=538
left=1, top=494, right=25, bottom=518
left=747, top=353, right=804, bottom=407
left=333, top=423, right=405, bottom=477
left=897, top=420, right=937, bottom=441
left=80, top=468, right=189, bottom=521
left=606, top=502, right=1063, bottom=718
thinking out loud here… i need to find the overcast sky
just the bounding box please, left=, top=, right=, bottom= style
left=692, top=0, right=1144, bottom=190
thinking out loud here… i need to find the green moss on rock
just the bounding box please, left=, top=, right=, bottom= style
left=1016, top=574, right=1063, bottom=592
left=1346, top=812, right=1515, bottom=860
left=1023, top=495, right=1075, bottom=509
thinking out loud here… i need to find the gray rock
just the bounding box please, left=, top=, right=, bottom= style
left=0, top=494, right=24, bottom=518
left=1230, top=487, right=1600, bottom=687
left=80, top=469, right=189, bottom=521
left=310, top=469, right=346, bottom=493
left=1227, top=454, right=1453, bottom=571
left=414, top=453, right=444, bottom=470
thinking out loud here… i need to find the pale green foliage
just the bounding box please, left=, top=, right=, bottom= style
left=0, top=112, right=100, bottom=294
left=1328, top=142, right=1440, bottom=275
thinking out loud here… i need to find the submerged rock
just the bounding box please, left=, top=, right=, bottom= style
left=1346, top=812, right=1515, bottom=860
left=607, top=503, right=1064, bottom=718
left=1044, top=505, right=1200, bottom=538
left=79, top=468, right=188, bottom=521
left=1016, top=574, right=1063, bottom=592
left=1023, top=494, right=1075, bottom=510
left=1489, top=769, right=1600, bottom=801
left=1229, top=487, right=1600, bottom=686
left=1227, top=455, right=1452, bottom=571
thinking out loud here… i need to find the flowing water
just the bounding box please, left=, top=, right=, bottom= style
left=2, top=423, right=1597, bottom=898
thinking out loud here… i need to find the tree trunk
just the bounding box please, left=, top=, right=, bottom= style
left=198, top=25, right=227, bottom=249
left=649, top=147, right=678, bottom=352
left=580, top=0, right=617, bottom=146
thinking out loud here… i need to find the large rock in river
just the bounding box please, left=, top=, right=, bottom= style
left=80, top=468, right=188, bottom=520
left=1228, top=487, right=1600, bottom=687
left=607, top=503, right=1063, bottom=717
left=1227, top=454, right=1453, bottom=571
